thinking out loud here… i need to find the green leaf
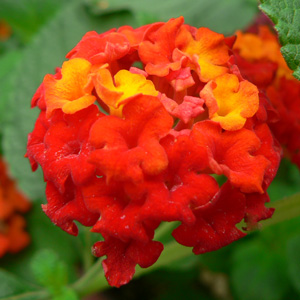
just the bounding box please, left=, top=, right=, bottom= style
left=231, top=242, right=289, bottom=300
left=2, top=1, right=136, bottom=200
left=30, top=249, right=80, bottom=299
left=0, top=0, right=68, bottom=43
left=30, top=249, right=68, bottom=290
left=0, top=269, right=34, bottom=298
left=286, top=234, right=300, bottom=294
left=87, top=0, right=258, bottom=34
left=0, top=51, right=22, bottom=126
left=260, top=0, right=300, bottom=80
left=231, top=216, right=300, bottom=300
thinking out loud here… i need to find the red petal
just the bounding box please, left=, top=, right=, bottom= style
left=67, top=31, right=130, bottom=64
left=191, top=121, right=270, bottom=193
left=172, top=182, right=246, bottom=254
left=244, top=192, right=274, bottom=230
left=28, top=106, right=100, bottom=191
left=93, top=237, right=163, bottom=287
left=139, top=17, right=185, bottom=76
left=159, top=94, right=204, bottom=124
left=89, top=95, right=173, bottom=183
left=43, top=180, right=99, bottom=235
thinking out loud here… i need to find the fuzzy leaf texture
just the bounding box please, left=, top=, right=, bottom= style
left=0, top=0, right=68, bottom=43
left=30, top=249, right=79, bottom=299
left=260, top=0, right=300, bottom=80
left=87, top=0, right=258, bottom=34
left=30, top=249, right=68, bottom=290
left=0, top=270, right=33, bottom=298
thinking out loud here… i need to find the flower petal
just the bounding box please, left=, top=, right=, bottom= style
left=93, top=68, right=158, bottom=116
left=177, top=27, right=230, bottom=82
left=44, top=58, right=96, bottom=117
left=201, top=73, right=259, bottom=130
left=172, top=182, right=246, bottom=254
left=93, top=237, right=163, bottom=287
left=89, top=95, right=173, bottom=182
left=191, top=121, right=270, bottom=193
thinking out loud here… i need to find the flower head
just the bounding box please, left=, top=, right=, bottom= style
left=27, top=17, right=281, bottom=287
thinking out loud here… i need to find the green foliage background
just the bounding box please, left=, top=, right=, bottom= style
left=0, top=0, right=300, bottom=299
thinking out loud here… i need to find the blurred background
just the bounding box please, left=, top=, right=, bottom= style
left=1, top=0, right=300, bottom=299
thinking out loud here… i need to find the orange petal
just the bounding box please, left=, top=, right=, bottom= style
left=139, top=17, right=185, bottom=76
left=201, top=73, right=259, bottom=130
left=62, top=94, right=97, bottom=114
left=7, top=215, right=30, bottom=253
left=233, top=26, right=292, bottom=80
left=44, top=58, right=96, bottom=117
left=191, top=121, right=270, bottom=193
left=177, top=27, right=230, bottom=82
left=94, top=69, right=158, bottom=116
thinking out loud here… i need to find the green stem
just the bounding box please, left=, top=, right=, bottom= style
left=72, top=258, right=107, bottom=298
left=262, top=192, right=300, bottom=228
left=154, top=221, right=178, bottom=241
left=82, top=227, right=93, bottom=271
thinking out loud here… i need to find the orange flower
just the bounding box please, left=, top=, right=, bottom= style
left=43, top=58, right=96, bottom=117
left=139, top=17, right=185, bottom=77
left=234, top=26, right=292, bottom=80
left=0, top=157, right=30, bottom=257
left=176, top=26, right=230, bottom=82
left=201, top=73, right=259, bottom=130
left=93, top=68, right=158, bottom=117
left=0, top=20, right=12, bottom=41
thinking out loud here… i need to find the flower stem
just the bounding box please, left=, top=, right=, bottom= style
left=72, top=258, right=107, bottom=298
left=82, top=227, right=94, bottom=271
left=154, top=221, right=178, bottom=241
left=262, top=192, right=300, bottom=228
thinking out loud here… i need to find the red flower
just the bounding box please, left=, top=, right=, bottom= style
left=27, top=17, right=281, bottom=287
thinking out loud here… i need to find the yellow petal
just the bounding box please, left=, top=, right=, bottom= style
left=201, top=74, right=259, bottom=131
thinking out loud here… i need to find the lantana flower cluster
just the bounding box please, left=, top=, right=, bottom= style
left=0, top=157, right=30, bottom=257
left=27, top=17, right=281, bottom=287
left=233, top=25, right=300, bottom=168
